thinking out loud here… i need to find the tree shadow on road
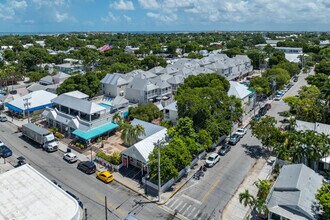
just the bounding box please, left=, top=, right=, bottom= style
left=241, top=144, right=269, bottom=159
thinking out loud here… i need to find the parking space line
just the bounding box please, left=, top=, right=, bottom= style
left=178, top=203, right=188, bottom=213
left=173, top=200, right=183, bottom=211
left=169, top=198, right=179, bottom=209
left=201, top=178, right=220, bottom=203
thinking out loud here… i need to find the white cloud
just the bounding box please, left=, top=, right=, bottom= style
left=123, top=15, right=132, bottom=22
left=55, top=11, right=68, bottom=22
left=0, top=4, right=15, bottom=20
left=110, top=0, right=135, bottom=10
left=9, top=1, right=28, bottom=9
left=24, top=19, right=35, bottom=24
left=146, top=12, right=177, bottom=23
left=101, top=12, right=119, bottom=23
left=138, top=0, right=160, bottom=9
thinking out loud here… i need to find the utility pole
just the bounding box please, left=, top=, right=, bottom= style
left=157, top=139, right=162, bottom=202
left=105, top=196, right=108, bottom=220
left=23, top=97, right=31, bottom=123
left=229, top=105, right=235, bottom=138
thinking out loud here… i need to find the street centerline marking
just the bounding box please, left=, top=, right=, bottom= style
left=201, top=179, right=220, bottom=203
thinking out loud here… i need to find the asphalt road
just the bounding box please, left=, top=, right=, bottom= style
left=0, top=122, right=178, bottom=220
left=163, top=71, right=310, bottom=220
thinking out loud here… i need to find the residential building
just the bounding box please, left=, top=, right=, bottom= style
left=267, top=164, right=323, bottom=220
left=55, top=63, right=84, bottom=74
left=42, top=92, right=118, bottom=143
left=101, top=73, right=129, bottom=97
left=35, top=40, right=45, bottom=47
left=125, top=78, right=159, bottom=104
left=274, top=47, right=303, bottom=54
left=227, top=81, right=255, bottom=114
left=320, top=40, right=330, bottom=47
left=125, top=46, right=139, bottom=54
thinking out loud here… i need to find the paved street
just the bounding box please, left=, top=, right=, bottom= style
left=164, top=71, right=311, bottom=220
left=0, top=122, right=178, bottom=220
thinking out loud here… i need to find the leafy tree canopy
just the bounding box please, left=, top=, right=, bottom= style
left=128, top=102, right=163, bottom=122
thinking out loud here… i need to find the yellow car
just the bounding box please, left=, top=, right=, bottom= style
left=96, top=171, right=114, bottom=183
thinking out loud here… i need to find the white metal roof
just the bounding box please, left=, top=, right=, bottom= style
left=296, top=120, right=330, bottom=136
left=0, top=164, right=80, bottom=220
left=122, top=128, right=167, bottom=164
left=64, top=90, right=89, bottom=99
left=131, top=119, right=165, bottom=139
left=227, top=81, right=252, bottom=99
left=7, top=90, right=57, bottom=110
left=164, top=101, right=177, bottom=112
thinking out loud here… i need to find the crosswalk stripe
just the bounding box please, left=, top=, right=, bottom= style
left=182, top=204, right=192, bottom=216
left=193, top=211, right=201, bottom=219
left=169, top=198, right=178, bottom=209
left=187, top=207, right=196, bottom=218
left=178, top=203, right=188, bottom=213
left=173, top=201, right=183, bottom=211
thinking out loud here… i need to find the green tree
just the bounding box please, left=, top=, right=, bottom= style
left=128, top=102, right=163, bottom=122
left=249, top=76, right=271, bottom=96
left=250, top=116, right=282, bottom=154
left=275, top=62, right=300, bottom=76
left=316, top=183, right=330, bottom=219
left=315, top=59, right=330, bottom=75
left=140, top=55, right=166, bottom=70
left=254, top=179, right=271, bottom=200
left=306, top=73, right=329, bottom=88
left=28, top=72, right=48, bottom=82
left=246, top=49, right=266, bottom=69
left=264, top=67, right=291, bottom=89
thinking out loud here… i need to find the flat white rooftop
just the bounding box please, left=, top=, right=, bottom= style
left=0, top=164, right=80, bottom=220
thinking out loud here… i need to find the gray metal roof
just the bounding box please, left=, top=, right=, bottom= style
left=111, top=96, right=129, bottom=107
left=63, top=90, right=89, bottom=99
left=131, top=119, right=165, bottom=140
left=39, top=75, right=53, bottom=84
left=128, top=78, right=159, bottom=91
left=267, top=164, right=323, bottom=220
left=52, top=94, right=105, bottom=114
left=101, top=73, right=128, bottom=86
left=27, top=83, right=47, bottom=92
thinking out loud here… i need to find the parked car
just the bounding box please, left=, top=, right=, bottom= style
left=205, top=153, right=220, bottom=167
left=77, top=161, right=96, bottom=174
left=218, top=144, right=231, bottom=156
left=96, top=171, right=114, bottom=183
left=293, top=76, right=298, bottom=82
left=264, top=103, right=271, bottom=111
left=258, top=107, right=267, bottom=116
left=274, top=94, right=281, bottom=101
left=235, top=128, right=247, bottom=137
left=252, top=114, right=261, bottom=121
left=66, top=191, right=84, bottom=208
left=9, top=90, right=17, bottom=95
left=63, top=152, right=78, bottom=163
left=228, top=134, right=241, bottom=145
left=0, top=115, right=7, bottom=122
left=0, top=145, right=12, bottom=158
left=0, top=139, right=4, bottom=146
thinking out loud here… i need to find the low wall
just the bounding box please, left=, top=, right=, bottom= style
left=142, top=151, right=206, bottom=193
left=94, top=156, right=123, bottom=172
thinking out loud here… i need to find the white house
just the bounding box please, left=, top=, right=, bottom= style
left=101, top=73, right=129, bottom=97
left=227, top=81, right=255, bottom=114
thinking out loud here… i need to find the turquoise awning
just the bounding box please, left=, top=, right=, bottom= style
left=72, top=122, right=118, bottom=140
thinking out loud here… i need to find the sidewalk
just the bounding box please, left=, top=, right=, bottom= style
left=221, top=156, right=276, bottom=220
left=100, top=158, right=206, bottom=205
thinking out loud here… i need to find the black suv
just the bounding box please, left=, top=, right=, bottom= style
left=258, top=107, right=267, bottom=116
left=77, top=161, right=96, bottom=174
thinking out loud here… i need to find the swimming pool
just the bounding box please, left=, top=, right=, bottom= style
left=99, top=103, right=112, bottom=109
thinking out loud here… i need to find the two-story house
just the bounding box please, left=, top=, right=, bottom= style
left=125, top=78, right=159, bottom=104
left=100, top=73, right=129, bottom=97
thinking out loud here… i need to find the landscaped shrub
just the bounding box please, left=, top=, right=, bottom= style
left=96, top=151, right=122, bottom=165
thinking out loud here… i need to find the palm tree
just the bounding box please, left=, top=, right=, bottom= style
left=131, top=124, right=146, bottom=144
left=120, top=123, right=133, bottom=146
left=239, top=189, right=255, bottom=208
left=112, top=113, right=122, bottom=125
left=253, top=199, right=269, bottom=217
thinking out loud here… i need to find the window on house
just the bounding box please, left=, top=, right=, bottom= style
left=270, top=212, right=281, bottom=220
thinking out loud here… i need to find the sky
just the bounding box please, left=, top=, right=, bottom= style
left=0, top=0, right=329, bottom=33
